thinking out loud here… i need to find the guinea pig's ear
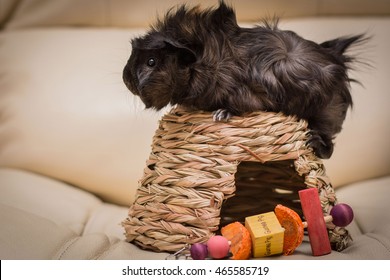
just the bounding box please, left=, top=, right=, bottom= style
left=320, top=34, right=365, bottom=56
left=164, top=39, right=197, bottom=67
left=215, top=0, right=237, bottom=24
left=209, top=0, right=239, bottom=32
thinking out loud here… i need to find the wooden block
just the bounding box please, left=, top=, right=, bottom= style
left=245, top=212, right=284, bottom=257
left=299, top=188, right=331, bottom=256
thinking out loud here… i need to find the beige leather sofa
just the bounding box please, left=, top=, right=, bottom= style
left=1, top=0, right=389, bottom=260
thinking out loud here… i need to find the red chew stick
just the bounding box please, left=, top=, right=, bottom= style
left=299, top=188, right=331, bottom=256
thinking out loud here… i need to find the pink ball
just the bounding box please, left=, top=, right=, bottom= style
left=207, top=235, right=230, bottom=259
left=330, top=203, right=354, bottom=227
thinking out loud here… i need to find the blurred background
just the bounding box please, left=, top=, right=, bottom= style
left=2, top=0, right=390, bottom=29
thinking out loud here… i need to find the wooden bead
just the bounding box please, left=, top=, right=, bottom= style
left=190, top=243, right=208, bottom=260
left=207, top=235, right=230, bottom=259
left=330, top=203, right=354, bottom=227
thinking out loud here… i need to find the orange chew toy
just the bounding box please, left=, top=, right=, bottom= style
left=274, top=204, right=304, bottom=255
left=221, top=222, right=252, bottom=260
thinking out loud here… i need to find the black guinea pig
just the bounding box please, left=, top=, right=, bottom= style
left=123, top=0, right=366, bottom=159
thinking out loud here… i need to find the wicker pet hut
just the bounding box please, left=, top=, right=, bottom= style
left=122, top=106, right=351, bottom=253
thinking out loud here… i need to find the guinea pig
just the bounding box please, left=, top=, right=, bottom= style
left=122, top=0, right=366, bottom=159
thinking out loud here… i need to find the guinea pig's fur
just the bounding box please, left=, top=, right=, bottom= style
left=123, top=0, right=366, bottom=159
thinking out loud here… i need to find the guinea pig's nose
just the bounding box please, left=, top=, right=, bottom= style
left=122, top=64, right=139, bottom=96
left=136, top=69, right=148, bottom=88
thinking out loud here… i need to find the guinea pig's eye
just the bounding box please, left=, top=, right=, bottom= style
left=147, top=57, right=156, bottom=67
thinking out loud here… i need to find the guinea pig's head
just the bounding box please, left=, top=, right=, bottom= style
left=123, top=32, right=197, bottom=110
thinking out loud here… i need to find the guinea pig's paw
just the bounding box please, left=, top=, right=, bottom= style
left=212, top=109, right=232, bottom=122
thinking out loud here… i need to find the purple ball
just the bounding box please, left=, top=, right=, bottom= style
left=190, top=243, right=208, bottom=260
left=330, top=203, right=354, bottom=227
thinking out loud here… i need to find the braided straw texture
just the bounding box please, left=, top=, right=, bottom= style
left=122, top=106, right=351, bottom=253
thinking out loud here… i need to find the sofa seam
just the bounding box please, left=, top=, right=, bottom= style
left=54, top=237, right=81, bottom=260
left=80, top=203, right=104, bottom=236
left=352, top=217, right=364, bottom=236
left=365, top=232, right=390, bottom=254
left=94, top=237, right=121, bottom=259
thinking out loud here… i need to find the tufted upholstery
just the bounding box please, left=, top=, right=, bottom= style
left=0, top=0, right=389, bottom=259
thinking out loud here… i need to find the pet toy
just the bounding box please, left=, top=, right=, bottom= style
left=237, top=189, right=353, bottom=258
left=122, top=108, right=352, bottom=253
left=185, top=189, right=353, bottom=260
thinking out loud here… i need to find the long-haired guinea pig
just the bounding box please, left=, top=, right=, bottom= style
left=123, top=0, right=366, bottom=159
